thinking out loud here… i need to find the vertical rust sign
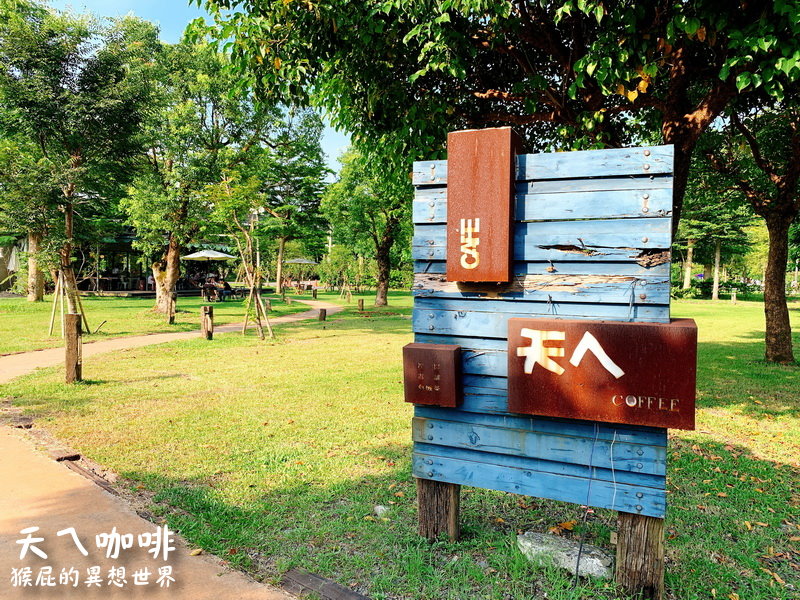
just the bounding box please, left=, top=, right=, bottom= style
left=446, top=127, right=521, bottom=283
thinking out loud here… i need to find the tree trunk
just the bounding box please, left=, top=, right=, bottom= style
left=712, top=239, right=721, bottom=301
left=60, top=200, right=80, bottom=314
left=763, top=215, right=794, bottom=364
left=682, top=239, right=695, bottom=290
left=153, top=234, right=182, bottom=314
left=27, top=231, right=44, bottom=302
left=702, top=263, right=713, bottom=281
left=276, top=236, right=286, bottom=296
left=375, top=245, right=391, bottom=307
left=374, top=217, right=400, bottom=307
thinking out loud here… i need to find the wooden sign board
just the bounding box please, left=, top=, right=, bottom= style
left=446, top=128, right=521, bottom=283
left=403, top=343, right=462, bottom=407
left=411, top=142, right=676, bottom=519
left=507, top=318, right=697, bottom=430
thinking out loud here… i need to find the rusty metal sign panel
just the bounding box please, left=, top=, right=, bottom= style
left=446, top=127, right=522, bottom=283
left=507, top=318, right=697, bottom=429
left=403, top=343, right=462, bottom=408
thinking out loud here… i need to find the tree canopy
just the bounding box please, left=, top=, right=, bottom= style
left=196, top=0, right=800, bottom=225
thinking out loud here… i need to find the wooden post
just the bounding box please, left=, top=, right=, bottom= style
left=731, top=290, right=737, bottom=304
left=312, top=289, right=318, bottom=299
left=358, top=298, right=365, bottom=311
left=201, top=306, right=214, bottom=340
left=65, top=313, right=82, bottom=384
left=168, top=292, right=177, bottom=324
left=615, top=512, right=665, bottom=600
left=417, top=478, right=460, bottom=542
left=319, top=308, right=327, bottom=322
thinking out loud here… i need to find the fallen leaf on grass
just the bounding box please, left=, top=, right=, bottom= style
left=190, top=548, right=203, bottom=556
left=394, top=491, right=405, bottom=498
left=717, top=492, right=728, bottom=497
left=559, top=520, right=577, bottom=531
left=728, top=593, right=739, bottom=600
left=789, top=536, right=800, bottom=542
left=228, top=548, right=238, bottom=555
left=744, top=521, right=752, bottom=531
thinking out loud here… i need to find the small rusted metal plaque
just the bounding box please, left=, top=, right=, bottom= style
left=508, top=318, right=697, bottom=429
left=403, top=343, right=462, bottom=407
left=446, top=127, right=522, bottom=283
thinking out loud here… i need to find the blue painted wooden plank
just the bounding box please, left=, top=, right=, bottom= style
left=412, top=305, right=670, bottom=337
left=414, top=260, right=671, bottom=278
left=413, top=406, right=668, bottom=446
left=412, top=451, right=666, bottom=518
left=463, top=373, right=507, bottom=391
left=518, top=146, right=673, bottom=181
left=413, top=244, right=670, bottom=264
left=517, top=175, right=673, bottom=195
left=412, top=145, right=673, bottom=185
left=412, top=417, right=665, bottom=475
left=413, top=219, right=671, bottom=253
left=412, top=274, right=671, bottom=305
left=414, top=442, right=665, bottom=489
left=414, top=187, right=673, bottom=224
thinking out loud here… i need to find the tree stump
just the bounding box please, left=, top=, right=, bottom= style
left=65, top=313, right=82, bottom=384
left=615, top=512, right=665, bottom=600
left=417, top=478, right=460, bottom=542
left=319, top=308, right=327, bottom=322
left=312, top=289, right=318, bottom=299
left=201, top=306, right=214, bottom=340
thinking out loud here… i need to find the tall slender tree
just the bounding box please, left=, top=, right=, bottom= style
left=322, top=148, right=411, bottom=306
left=0, top=0, right=159, bottom=313
left=122, top=40, right=272, bottom=313
left=705, top=107, right=800, bottom=363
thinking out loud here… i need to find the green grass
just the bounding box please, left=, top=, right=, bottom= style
left=1, top=294, right=798, bottom=599
left=0, top=293, right=308, bottom=355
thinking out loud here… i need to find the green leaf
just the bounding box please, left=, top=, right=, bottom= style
left=735, top=72, right=751, bottom=91
left=586, top=61, right=597, bottom=77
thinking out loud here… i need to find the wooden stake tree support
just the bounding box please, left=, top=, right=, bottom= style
left=64, top=313, right=82, bottom=384
left=318, top=308, right=327, bottom=322
left=358, top=299, right=365, bottom=312
left=201, top=306, right=214, bottom=340
left=49, top=270, right=90, bottom=338
left=405, top=129, right=698, bottom=600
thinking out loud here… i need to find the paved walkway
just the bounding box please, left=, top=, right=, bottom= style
left=0, top=300, right=342, bottom=383
left=0, top=300, right=342, bottom=598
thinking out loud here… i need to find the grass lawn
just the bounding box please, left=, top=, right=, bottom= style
left=0, top=293, right=308, bottom=355
left=1, top=293, right=798, bottom=599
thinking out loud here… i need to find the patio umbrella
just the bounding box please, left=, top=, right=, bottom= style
left=284, top=258, right=318, bottom=265
left=181, top=250, right=237, bottom=261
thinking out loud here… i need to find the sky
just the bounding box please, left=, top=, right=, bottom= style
left=48, top=0, right=352, bottom=176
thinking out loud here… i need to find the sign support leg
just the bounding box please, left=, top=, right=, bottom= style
left=615, top=511, right=665, bottom=600
left=417, top=478, right=460, bottom=542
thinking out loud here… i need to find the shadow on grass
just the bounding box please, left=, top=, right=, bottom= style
left=112, top=437, right=798, bottom=600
